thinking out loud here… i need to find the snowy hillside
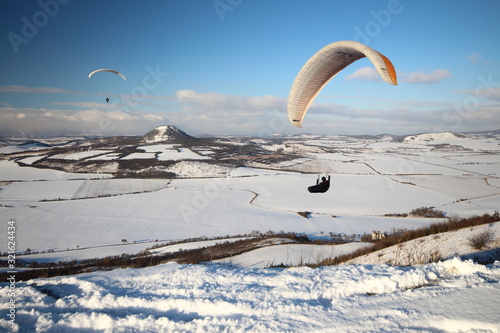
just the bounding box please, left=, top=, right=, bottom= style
left=403, top=131, right=463, bottom=142
left=1, top=129, right=499, bottom=332
left=348, top=222, right=500, bottom=266
left=1, top=259, right=499, bottom=332
left=142, top=125, right=194, bottom=144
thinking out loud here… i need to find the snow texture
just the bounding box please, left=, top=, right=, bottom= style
left=1, top=259, right=499, bottom=332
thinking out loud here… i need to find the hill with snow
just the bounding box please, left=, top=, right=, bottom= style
left=403, top=131, right=464, bottom=142
left=142, top=125, right=195, bottom=144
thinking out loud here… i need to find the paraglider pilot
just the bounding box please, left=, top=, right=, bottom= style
left=308, top=175, right=330, bottom=193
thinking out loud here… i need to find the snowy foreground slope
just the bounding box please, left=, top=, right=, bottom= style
left=1, top=259, right=499, bottom=332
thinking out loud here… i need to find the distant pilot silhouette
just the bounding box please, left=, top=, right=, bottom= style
left=308, top=175, right=330, bottom=193
left=106, top=98, right=109, bottom=103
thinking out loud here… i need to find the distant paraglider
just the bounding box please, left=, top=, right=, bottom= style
left=88, top=69, right=126, bottom=81
left=287, top=41, right=397, bottom=128
left=88, top=69, right=126, bottom=103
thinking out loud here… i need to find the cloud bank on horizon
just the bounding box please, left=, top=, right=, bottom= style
left=0, top=0, right=499, bottom=137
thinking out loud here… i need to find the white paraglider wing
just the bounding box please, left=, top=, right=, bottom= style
left=287, top=41, right=397, bottom=127
left=88, top=69, right=126, bottom=81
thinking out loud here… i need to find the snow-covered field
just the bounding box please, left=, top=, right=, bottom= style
left=1, top=131, right=498, bottom=258
left=1, top=132, right=499, bottom=332
left=1, top=259, right=499, bottom=332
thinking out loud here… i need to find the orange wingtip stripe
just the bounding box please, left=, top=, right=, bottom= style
left=377, top=52, right=398, bottom=85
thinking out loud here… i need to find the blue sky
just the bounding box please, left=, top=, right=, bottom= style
left=1, top=0, right=499, bottom=137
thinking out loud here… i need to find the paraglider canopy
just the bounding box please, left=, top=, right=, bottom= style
left=88, top=69, right=126, bottom=81
left=287, top=41, right=397, bottom=128
left=88, top=69, right=126, bottom=103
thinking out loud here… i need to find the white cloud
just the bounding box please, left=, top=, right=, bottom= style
left=175, top=90, right=285, bottom=123
left=172, top=90, right=288, bottom=136
left=52, top=101, right=115, bottom=109
left=176, top=90, right=284, bottom=111
left=0, top=107, right=169, bottom=136
left=345, top=68, right=451, bottom=85
left=345, top=67, right=382, bottom=82
left=401, top=69, right=451, bottom=84
left=466, top=52, right=482, bottom=64
left=2, top=87, right=498, bottom=137
left=176, top=90, right=228, bottom=107
left=458, top=87, right=500, bottom=102
left=487, top=88, right=500, bottom=101
left=0, top=85, right=83, bottom=95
